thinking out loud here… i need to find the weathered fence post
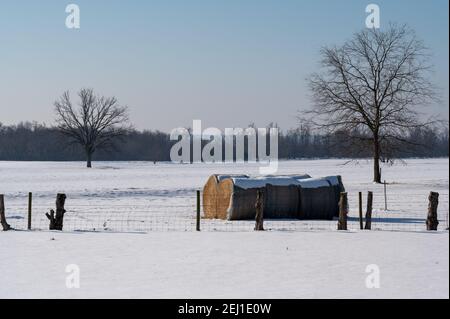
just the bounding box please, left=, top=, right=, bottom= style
left=365, top=191, right=373, bottom=230
left=0, top=195, right=11, bottom=231
left=255, top=189, right=265, bottom=231
left=27, top=192, right=32, bottom=230
left=359, top=192, right=364, bottom=230
left=426, top=192, right=439, bottom=231
left=46, top=193, right=67, bottom=231
left=384, top=181, right=388, bottom=211
left=196, top=190, right=201, bottom=231
left=337, top=192, right=348, bottom=231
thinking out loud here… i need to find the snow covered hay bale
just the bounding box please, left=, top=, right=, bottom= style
left=202, top=174, right=249, bottom=219
left=227, top=176, right=310, bottom=220
left=202, top=174, right=345, bottom=221
left=296, top=176, right=345, bottom=220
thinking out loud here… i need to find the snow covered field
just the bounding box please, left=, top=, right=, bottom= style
left=0, top=158, right=448, bottom=232
left=1, top=159, right=448, bottom=298
left=2, top=230, right=448, bottom=299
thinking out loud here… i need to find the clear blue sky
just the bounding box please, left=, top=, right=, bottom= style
left=0, top=0, right=448, bottom=131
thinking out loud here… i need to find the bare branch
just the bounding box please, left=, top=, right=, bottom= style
left=54, top=88, right=132, bottom=167
left=304, top=24, right=438, bottom=182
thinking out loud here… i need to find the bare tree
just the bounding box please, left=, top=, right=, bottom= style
left=306, top=25, right=438, bottom=183
left=55, top=88, right=131, bottom=168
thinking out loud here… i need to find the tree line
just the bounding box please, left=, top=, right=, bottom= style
left=1, top=25, right=448, bottom=183
left=0, top=121, right=447, bottom=162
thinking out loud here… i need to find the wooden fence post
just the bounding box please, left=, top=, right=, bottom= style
left=255, top=189, right=265, bottom=231
left=46, top=193, right=67, bottom=231
left=384, top=181, right=388, bottom=211
left=426, top=192, right=439, bottom=231
left=365, top=191, right=373, bottom=230
left=0, top=194, right=11, bottom=231
left=196, top=190, right=201, bottom=231
left=359, top=192, right=364, bottom=230
left=28, top=192, right=32, bottom=230
left=337, top=192, right=348, bottom=231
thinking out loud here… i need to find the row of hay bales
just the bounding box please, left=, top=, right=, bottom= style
left=203, top=174, right=345, bottom=220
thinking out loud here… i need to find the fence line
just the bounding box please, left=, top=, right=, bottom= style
left=2, top=190, right=449, bottom=233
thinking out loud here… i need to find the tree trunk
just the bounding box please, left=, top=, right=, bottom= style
left=373, top=137, right=381, bottom=183
left=0, top=195, right=11, bottom=231
left=86, top=150, right=92, bottom=168
left=337, top=192, right=348, bottom=230
left=254, top=189, right=265, bottom=231
left=426, top=192, right=439, bottom=231
left=46, top=194, right=67, bottom=230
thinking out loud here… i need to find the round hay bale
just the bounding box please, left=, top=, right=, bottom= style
left=216, top=179, right=234, bottom=220
left=202, top=175, right=219, bottom=219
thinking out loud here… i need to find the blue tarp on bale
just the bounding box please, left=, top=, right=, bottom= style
left=226, top=176, right=345, bottom=220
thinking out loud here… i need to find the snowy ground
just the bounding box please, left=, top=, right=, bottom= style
left=2, top=230, right=448, bottom=299
left=1, top=159, right=448, bottom=298
left=0, top=158, right=448, bottom=232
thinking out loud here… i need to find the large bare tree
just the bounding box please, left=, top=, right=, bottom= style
left=55, top=88, right=130, bottom=168
left=306, top=25, right=437, bottom=183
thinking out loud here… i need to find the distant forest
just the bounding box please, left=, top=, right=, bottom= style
left=0, top=122, right=448, bottom=162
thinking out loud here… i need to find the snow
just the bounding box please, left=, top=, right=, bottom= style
left=0, top=159, right=448, bottom=232
left=323, top=175, right=340, bottom=186
left=231, top=174, right=323, bottom=189
left=0, top=158, right=448, bottom=298
left=216, top=174, right=249, bottom=182
left=1, top=230, right=448, bottom=299
left=233, top=176, right=300, bottom=189
left=296, top=178, right=332, bottom=189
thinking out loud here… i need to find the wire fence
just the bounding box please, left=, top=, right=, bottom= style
left=3, top=190, right=449, bottom=233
